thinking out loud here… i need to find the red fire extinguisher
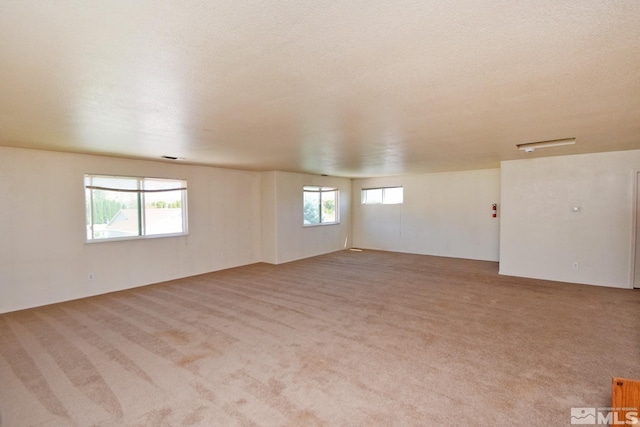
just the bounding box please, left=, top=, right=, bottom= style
left=492, top=203, right=497, bottom=218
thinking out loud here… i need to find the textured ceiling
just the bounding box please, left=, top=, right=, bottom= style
left=1, top=1, right=639, bottom=177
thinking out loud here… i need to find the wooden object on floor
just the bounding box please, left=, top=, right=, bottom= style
left=612, top=377, right=640, bottom=426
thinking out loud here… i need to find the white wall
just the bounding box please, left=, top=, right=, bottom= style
left=500, top=150, right=640, bottom=288
left=0, top=147, right=262, bottom=313
left=262, top=171, right=351, bottom=264
left=7, top=144, right=634, bottom=313
left=352, top=169, right=501, bottom=261
left=261, top=171, right=278, bottom=264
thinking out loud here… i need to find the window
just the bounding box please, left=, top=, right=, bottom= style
left=85, top=174, right=188, bottom=241
left=361, top=187, right=403, bottom=204
left=303, top=186, right=339, bottom=225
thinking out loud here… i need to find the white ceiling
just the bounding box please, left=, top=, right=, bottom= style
left=1, top=1, right=639, bottom=177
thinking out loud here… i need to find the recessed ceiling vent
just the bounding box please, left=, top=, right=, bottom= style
left=517, top=137, right=576, bottom=153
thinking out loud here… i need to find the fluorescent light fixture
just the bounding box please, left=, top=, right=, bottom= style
left=517, top=137, right=576, bottom=153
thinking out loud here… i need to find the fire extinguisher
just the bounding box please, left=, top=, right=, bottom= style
left=492, top=203, right=497, bottom=218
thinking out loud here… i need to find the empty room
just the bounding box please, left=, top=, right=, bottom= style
left=1, top=1, right=640, bottom=426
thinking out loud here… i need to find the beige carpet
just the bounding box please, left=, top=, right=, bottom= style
left=1, top=250, right=638, bottom=426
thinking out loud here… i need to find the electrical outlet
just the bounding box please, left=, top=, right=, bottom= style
left=88, top=273, right=95, bottom=280
left=572, top=262, right=579, bottom=270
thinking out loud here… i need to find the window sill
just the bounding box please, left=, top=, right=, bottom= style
left=85, top=232, right=189, bottom=244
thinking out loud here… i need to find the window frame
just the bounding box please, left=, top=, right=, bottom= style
left=303, top=186, right=340, bottom=226
left=361, top=186, right=404, bottom=205
left=84, top=174, right=188, bottom=243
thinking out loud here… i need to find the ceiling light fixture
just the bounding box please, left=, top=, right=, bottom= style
left=516, top=137, right=576, bottom=153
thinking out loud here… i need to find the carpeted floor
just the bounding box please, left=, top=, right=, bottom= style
left=0, top=250, right=638, bottom=426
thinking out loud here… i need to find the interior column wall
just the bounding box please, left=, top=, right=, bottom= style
left=499, top=149, right=640, bottom=288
